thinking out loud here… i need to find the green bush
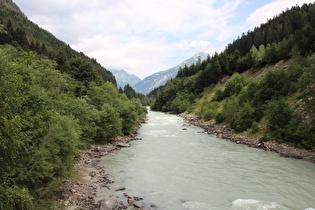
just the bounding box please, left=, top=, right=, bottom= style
left=203, top=110, right=216, bottom=121
left=286, top=114, right=314, bottom=149
left=196, top=101, right=219, bottom=121
left=169, top=92, right=196, bottom=114
left=10, top=111, right=81, bottom=194
left=265, top=99, right=293, bottom=133
left=116, top=102, right=138, bottom=135
left=299, top=54, right=315, bottom=126
left=254, top=70, right=292, bottom=106
left=0, top=186, right=33, bottom=210
left=265, top=99, right=314, bottom=148
left=235, top=102, right=256, bottom=132
left=212, top=88, right=225, bottom=101
left=223, top=74, right=247, bottom=97
left=238, top=82, right=259, bottom=104
left=221, top=96, right=239, bottom=128
left=94, top=104, right=122, bottom=142
left=68, top=98, right=99, bottom=144
left=203, top=102, right=219, bottom=121
left=250, top=121, right=260, bottom=133
left=215, top=112, right=225, bottom=123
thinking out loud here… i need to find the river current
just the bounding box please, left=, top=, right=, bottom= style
left=100, top=110, right=315, bottom=210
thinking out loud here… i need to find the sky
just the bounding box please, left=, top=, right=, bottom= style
left=13, top=0, right=314, bottom=79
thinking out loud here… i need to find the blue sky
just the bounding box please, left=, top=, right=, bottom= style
left=14, top=0, right=314, bottom=79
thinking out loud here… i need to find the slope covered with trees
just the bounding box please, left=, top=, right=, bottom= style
left=151, top=3, right=315, bottom=149
left=0, top=0, right=116, bottom=87
left=0, top=1, right=147, bottom=209
left=120, top=84, right=155, bottom=106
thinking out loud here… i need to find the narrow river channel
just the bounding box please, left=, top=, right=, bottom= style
left=99, top=110, right=315, bottom=210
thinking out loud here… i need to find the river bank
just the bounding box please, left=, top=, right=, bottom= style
left=59, top=111, right=315, bottom=209
left=59, top=119, right=150, bottom=210
left=179, top=113, right=315, bottom=163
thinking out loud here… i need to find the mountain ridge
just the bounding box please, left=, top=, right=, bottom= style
left=133, top=52, right=208, bottom=94
left=0, top=0, right=116, bottom=85
left=109, top=69, right=141, bottom=88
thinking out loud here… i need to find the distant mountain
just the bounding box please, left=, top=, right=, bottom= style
left=133, top=52, right=208, bottom=94
left=109, top=69, right=141, bottom=88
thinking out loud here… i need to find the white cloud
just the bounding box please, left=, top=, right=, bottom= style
left=72, top=35, right=174, bottom=78
left=246, top=0, right=314, bottom=29
left=175, top=40, right=212, bottom=51
left=14, top=0, right=243, bottom=78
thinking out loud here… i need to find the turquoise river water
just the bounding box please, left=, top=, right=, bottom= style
left=99, top=110, right=315, bottom=210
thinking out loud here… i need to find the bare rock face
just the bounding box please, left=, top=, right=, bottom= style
left=98, top=199, right=119, bottom=210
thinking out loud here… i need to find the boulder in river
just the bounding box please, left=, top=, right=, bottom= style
left=116, top=142, right=130, bottom=147
left=98, top=199, right=118, bottom=210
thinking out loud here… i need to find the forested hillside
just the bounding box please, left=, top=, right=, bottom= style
left=151, top=3, right=315, bottom=149
left=0, top=0, right=116, bottom=87
left=0, top=1, right=147, bottom=209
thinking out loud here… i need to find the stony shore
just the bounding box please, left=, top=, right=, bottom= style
left=58, top=112, right=314, bottom=209
left=59, top=119, right=155, bottom=210
left=179, top=113, right=315, bottom=163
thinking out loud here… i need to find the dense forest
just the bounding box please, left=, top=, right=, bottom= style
left=0, top=0, right=147, bottom=209
left=0, top=0, right=116, bottom=86
left=120, top=84, right=155, bottom=106
left=151, top=3, right=315, bottom=149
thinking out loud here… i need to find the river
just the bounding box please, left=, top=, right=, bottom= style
left=99, top=110, right=315, bottom=210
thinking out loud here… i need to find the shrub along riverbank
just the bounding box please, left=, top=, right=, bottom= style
left=0, top=45, right=147, bottom=209
left=192, top=57, right=315, bottom=149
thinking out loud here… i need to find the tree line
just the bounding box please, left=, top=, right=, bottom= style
left=120, top=84, right=155, bottom=106
left=0, top=0, right=116, bottom=86
left=0, top=46, right=147, bottom=210
left=0, top=0, right=147, bottom=209
left=151, top=3, right=315, bottom=150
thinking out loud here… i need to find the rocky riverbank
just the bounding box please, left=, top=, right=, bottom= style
left=59, top=119, right=154, bottom=210
left=59, top=112, right=315, bottom=209
left=179, top=113, right=315, bottom=163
